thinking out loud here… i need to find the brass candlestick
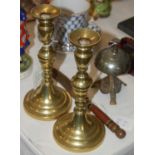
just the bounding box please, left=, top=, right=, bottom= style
left=53, top=28, right=105, bottom=152
left=24, top=4, right=71, bottom=120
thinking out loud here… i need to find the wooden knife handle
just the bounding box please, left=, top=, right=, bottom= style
left=88, top=103, right=126, bottom=139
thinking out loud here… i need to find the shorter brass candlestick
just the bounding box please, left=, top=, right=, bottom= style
left=53, top=28, right=105, bottom=152
left=24, top=4, right=71, bottom=120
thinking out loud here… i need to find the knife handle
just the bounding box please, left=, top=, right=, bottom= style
left=88, top=103, right=126, bottom=139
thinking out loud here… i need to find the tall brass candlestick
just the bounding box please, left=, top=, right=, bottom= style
left=53, top=28, right=105, bottom=152
left=24, top=4, right=71, bottom=120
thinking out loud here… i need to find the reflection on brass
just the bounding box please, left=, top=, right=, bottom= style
left=52, top=68, right=126, bottom=139
left=52, top=68, right=73, bottom=97
left=24, top=4, right=71, bottom=120
left=94, top=45, right=131, bottom=104
left=53, top=28, right=105, bottom=152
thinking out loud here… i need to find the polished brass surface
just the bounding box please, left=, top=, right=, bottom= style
left=53, top=28, right=105, bottom=152
left=31, top=4, right=60, bottom=19
left=69, top=28, right=101, bottom=48
left=24, top=4, right=71, bottom=120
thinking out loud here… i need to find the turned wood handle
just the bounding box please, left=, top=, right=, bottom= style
left=88, top=104, right=126, bottom=139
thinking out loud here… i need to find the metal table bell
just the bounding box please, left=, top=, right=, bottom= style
left=94, top=44, right=131, bottom=105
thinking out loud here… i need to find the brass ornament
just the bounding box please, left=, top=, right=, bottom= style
left=53, top=28, right=105, bottom=152
left=24, top=4, right=71, bottom=120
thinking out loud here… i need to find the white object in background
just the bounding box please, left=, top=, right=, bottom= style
left=52, top=0, right=90, bottom=14
left=52, top=0, right=102, bottom=53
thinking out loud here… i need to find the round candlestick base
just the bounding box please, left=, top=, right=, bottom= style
left=53, top=113, right=105, bottom=152
left=24, top=86, right=71, bottom=120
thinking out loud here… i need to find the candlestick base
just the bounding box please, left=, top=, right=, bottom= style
left=53, top=112, right=105, bottom=152
left=24, top=85, right=71, bottom=120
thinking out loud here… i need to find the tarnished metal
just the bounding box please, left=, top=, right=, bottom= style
left=95, top=45, right=131, bottom=76
left=94, top=45, right=131, bottom=104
